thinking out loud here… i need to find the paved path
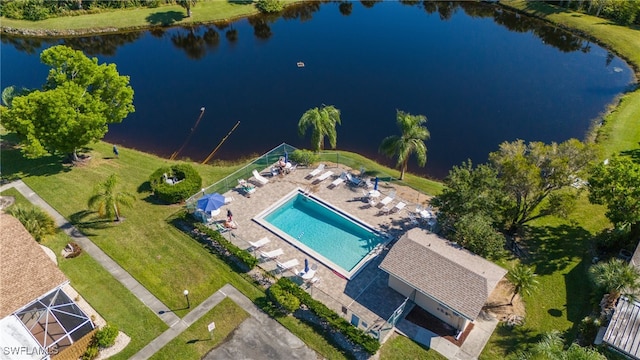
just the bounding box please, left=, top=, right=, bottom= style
left=1, top=180, right=181, bottom=327
left=2, top=180, right=316, bottom=359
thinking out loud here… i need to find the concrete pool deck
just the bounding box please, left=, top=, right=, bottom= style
left=210, top=163, right=499, bottom=359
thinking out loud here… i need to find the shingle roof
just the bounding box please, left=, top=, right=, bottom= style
left=0, top=213, right=67, bottom=318
left=379, top=228, right=507, bottom=320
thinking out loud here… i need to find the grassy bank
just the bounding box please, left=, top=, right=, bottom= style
left=1, top=1, right=259, bottom=33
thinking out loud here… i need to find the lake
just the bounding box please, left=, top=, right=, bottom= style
left=1, top=1, right=634, bottom=179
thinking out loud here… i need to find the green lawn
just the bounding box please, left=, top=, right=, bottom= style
left=1, top=1, right=259, bottom=31
left=150, top=298, right=249, bottom=360
left=379, top=334, right=447, bottom=360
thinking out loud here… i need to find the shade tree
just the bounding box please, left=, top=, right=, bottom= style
left=1, top=45, right=134, bottom=162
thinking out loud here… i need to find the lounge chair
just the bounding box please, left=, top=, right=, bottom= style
left=345, top=173, right=362, bottom=187
left=407, top=212, right=420, bottom=226
left=316, top=170, right=334, bottom=183
left=331, top=173, right=346, bottom=188
left=379, top=195, right=394, bottom=207
left=392, top=202, right=406, bottom=213
left=259, top=248, right=284, bottom=260
left=214, top=222, right=230, bottom=233
left=307, top=164, right=325, bottom=178
left=238, top=179, right=257, bottom=195
left=276, top=258, right=300, bottom=273
left=252, top=169, right=269, bottom=185
left=248, top=237, right=270, bottom=250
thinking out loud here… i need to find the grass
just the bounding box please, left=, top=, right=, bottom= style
left=379, top=334, right=447, bottom=360
left=149, top=298, right=249, bottom=360
left=0, top=1, right=259, bottom=31
left=0, top=141, right=352, bottom=359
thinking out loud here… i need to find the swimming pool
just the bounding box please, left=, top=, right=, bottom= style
left=254, top=189, right=386, bottom=279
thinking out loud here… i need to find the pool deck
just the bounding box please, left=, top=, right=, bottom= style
left=212, top=163, right=497, bottom=359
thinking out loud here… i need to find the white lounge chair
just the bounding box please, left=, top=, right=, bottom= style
left=276, top=258, right=300, bottom=273
left=316, top=170, right=334, bottom=182
left=392, top=202, right=406, bottom=213
left=248, top=237, right=270, bottom=250
left=252, top=169, right=269, bottom=185
left=259, top=248, right=283, bottom=260
left=346, top=173, right=362, bottom=187
left=307, top=164, right=325, bottom=178
left=330, top=173, right=346, bottom=188
left=379, top=195, right=394, bottom=207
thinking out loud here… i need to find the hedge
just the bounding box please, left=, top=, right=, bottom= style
left=149, top=164, right=202, bottom=204
left=190, top=221, right=259, bottom=269
left=290, top=149, right=319, bottom=167
left=268, top=281, right=300, bottom=313
left=274, top=278, right=380, bottom=354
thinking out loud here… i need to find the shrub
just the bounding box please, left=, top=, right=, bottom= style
left=65, top=242, right=83, bottom=258
left=6, top=204, right=56, bottom=242
left=578, top=315, right=601, bottom=345
left=256, top=0, right=284, bottom=13
left=149, top=164, right=202, bottom=204
left=191, top=221, right=259, bottom=269
left=81, top=343, right=99, bottom=360
left=268, top=282, right=300, bottom=313
left=95, top=324, right=118, bottom=348
left=290, top=149, right=319, bottom=167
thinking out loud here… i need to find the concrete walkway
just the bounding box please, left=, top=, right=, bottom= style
left=0, top=180, right=181, bottom=327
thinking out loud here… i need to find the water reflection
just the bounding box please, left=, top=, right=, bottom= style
left=2, top=1, right=595, bottom=59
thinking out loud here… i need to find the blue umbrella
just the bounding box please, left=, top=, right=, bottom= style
left=196, top=193, right=226, bottom=212
left=304, top=258, right=309, bottom=273
left=284, top=150, right=288, bottom=164
left=374, top=177, right=379, bottom=191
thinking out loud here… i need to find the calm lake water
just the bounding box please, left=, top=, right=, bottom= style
left=1, top=1, right=634, bottom=178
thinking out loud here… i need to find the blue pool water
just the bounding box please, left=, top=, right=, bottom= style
left=263, top=193, right=384, bottom=272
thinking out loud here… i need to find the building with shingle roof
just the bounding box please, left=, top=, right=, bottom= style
left=379, top=228, right=507, bottom=332
left=0, top=213, right=94, bottom=359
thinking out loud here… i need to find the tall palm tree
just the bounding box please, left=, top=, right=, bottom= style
left=590, top=258, right=640, bottom=305
left=88, top=174, right=136, bottom=222
left=297, top=105, right=342, bottom=152
left=507, top=264, right=539, bottom=305
left=176, top=0, right=197, bottom=17
left=379, top=110, right=430, bottom=180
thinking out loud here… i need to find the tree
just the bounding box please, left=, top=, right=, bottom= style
left=489, top=139, right=593, bottom=233
left=176, top=0, right=197, bottom=17
left=431, top=160, right=506, bottom=231
left=297, top=105, right=342, bottom=152
left=588, top=155, right=640, bottom=241
left=450, top=213, right=506, bottom=260
left=590, top=258, right=640, bottom=304
left=88, top=174, right=136, bottom=222
left=506, top=264, right=538, bottom=305
left=379, top=110, right=429, bottom=180
left=1, top=45, right=134, bottom=162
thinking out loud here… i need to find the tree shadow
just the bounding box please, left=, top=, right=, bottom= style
left=1, top=147, right=70, bottom=179
left=621, top=148, right=640, bottom=164
left=524, top=224, right=592, bottom=275
left=69, top=210, right=112, bottom=235
left=228, top=0, right=254, bottom=4
left=564, top=258, right=595, bottom=337
left=492, top=324, right=540, bottom=355
left=145, top=11, right=185, bottom=26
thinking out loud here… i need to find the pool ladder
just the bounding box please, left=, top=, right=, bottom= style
left=298, top=231, right=304, bottom=239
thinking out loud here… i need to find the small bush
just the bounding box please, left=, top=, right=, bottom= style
left=578, top=315, right=601, bottom=345
left=268, top=282, right=300, bottom=313
left=192, top=221, right=259, bottom=269
left=6, top=204, right=56, bottom=242
left=256, top=0, right=284, bottom=13
left=81, top=343, right=99, bottom=360
left=149, top=164, right=202, bottom=204
left=290, top=149, right=319, bottom=167
left=95, top=324, right=118, bottom=348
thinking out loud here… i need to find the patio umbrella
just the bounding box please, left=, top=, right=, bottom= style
left=304, top=258, right=309, bottom=273
left=374, top=177, right=379, bottom=191
left=196, top=193, right=226, bottom=213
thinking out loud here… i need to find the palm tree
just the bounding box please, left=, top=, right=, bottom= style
left=6, top=204, right=56, bottom=242
left=297, top=105, right=342, bottom=152
left=88, top=174, right=136, bottom=222
left=379, top=110, right=430, bottom=180
left=176, top=0, right=197, bottom=17
left=590, top=258, right=640, bottom=305
left=507, top=264, right=539, bottom=305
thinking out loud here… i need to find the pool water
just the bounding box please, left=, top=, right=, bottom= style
left=262, top=192, right=384, bottom=275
